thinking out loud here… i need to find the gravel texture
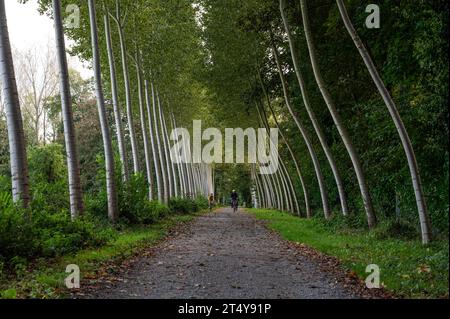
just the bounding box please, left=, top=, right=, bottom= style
left=77, top=208, right=364, bottom=299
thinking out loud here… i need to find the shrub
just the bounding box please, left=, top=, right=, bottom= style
left=169, top=197, right=193, bottom=213
left=372, top=218, right=419, bottom=240
left=0, top=193, right=35, bottom=261
left=0, top=191, right=114, bottom=268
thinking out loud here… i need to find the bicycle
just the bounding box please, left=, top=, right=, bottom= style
left=231, top=198, right=238, bottom=212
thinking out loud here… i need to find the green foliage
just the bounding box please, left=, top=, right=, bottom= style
left=168, top=196, right=208, bottom=214
left=118, top=174, right=168, bottom=224
left=0, top=146, right=201, bottom=276
left=0, top=192, right=112, bottom=268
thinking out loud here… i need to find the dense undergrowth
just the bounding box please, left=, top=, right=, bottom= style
left=0, top=144, right=208, bottom=287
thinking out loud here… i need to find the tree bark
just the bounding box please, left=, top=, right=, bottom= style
left=257, top=102, right=300, bottom=215
left=162, top=100, right=178, bottom=197
left=152, top=85, right=168, bottom=203
left=169, top=111, right=185, bottom=197
left=271, top=42, right=331, bottom=218
left=157, top=96, right=173, bottom=199
left=280, top=0, right=348, bottom=216
left=257, top=71, right=310, bottom=217
left=53, top=0, right=84, bottom=219
left=0, top=0, right=30, bottom=207
left=88, top=0, right=119, bottom=222
left=114, top=0, right=139, bottom=174
left=104, top=10, right=129, bottom=182
left=145, top=80, right=162, bottom=202
left=336, top=0, right=431, bottom=243
left=135, top=52, right=153, bottom=200
left=300, top=0, right=376, bottom=227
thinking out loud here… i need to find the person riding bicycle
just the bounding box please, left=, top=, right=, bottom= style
left=230, top=190, right=238, bottom=211
left=208, top=193, right=214, bottom=211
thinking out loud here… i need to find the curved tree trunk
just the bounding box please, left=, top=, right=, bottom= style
left=271, top=42, right=331, bottom=218
left=257, top=71, right=310, bottom=217
left=300, top=0, right=376, bottom=227
left=53, top=0, right=84, bottom=219
left=145, top=80, right=162, bottom=202
left=280, top=0, right=348, bottom=216
left=163, top=110, right=179, bottom=198
left=336, top=0, right=431, bottom=243
left=279, top=155, right=295, bottom=213
left=0, top=0, right=30, bottom=207
left=172, top=113, right=191, bottom=197
left=114, top=0, right=139, bottom=174
left=169, top=111, right=184, bottom=197
left=261, top=99, right=309, bottom=217
left=88, top=0, right=118, bottom=222
left=104, top=10, right=129, bottom=182
left=255, top=168, right=267, bottom=208
left=158, top=97, right=174, bottom=199
left=263, top=170, right=275, bottom=208
left=256, top=101, right=300, bottom=215
left=135, top=53, right=153, bottom=200
left=152, top=86, right=168, bottom=203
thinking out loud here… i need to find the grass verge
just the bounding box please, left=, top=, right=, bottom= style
left=0, top=212, right=201, bottom=299
left=249, top=208, right=449, bottom=299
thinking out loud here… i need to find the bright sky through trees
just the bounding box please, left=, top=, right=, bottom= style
left=5, top=0, right=92, bottom=79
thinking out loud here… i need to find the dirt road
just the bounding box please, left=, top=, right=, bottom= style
left=80, top=208, right=360, bottom=299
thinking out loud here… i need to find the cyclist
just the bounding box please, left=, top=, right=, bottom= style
left=208, top=193, right=214, bottom=212
left=230, top=190, right=238, bottom=212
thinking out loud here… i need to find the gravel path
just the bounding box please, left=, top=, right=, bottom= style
left=81, top=208, right=360, bottom=299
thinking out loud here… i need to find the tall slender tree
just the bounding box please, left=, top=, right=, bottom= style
left=52, top=0, right=83, bottom=219
left=271, top=41, right=331, bottom=218
left=256, top=72, right=310, bottom=216
left=104, top=8, right=129, bottom=182
left=145, top=79, right=162, bottom=202
left=110, top=0, right=139, bottom=174
left=88, top=0, right=118, bottom=221
left=158, top=96, right=173, bottom=199
left=280, top=0, right=348, bottom=216
left=299, top=0, right=376, bottom=227
left=152, top=85, right=168, bottom=203
left=0, top=0, right=30, bottom=207
left=162, top=99, right=178, bottom=197
left=336, top=0, right=431, bottom=243
left=135, top=51, right=153, bottom=200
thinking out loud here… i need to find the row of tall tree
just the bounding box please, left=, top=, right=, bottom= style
left=200, top=0, right=447, bottom=244
left=1, top=0, right=213, bottom=223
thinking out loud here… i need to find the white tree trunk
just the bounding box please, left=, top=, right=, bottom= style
left=145, top=80, right=162, bottom=202
left=272, top=42, right=331, bottom=219
left=0, top=0, right=30, bottom=207
left=88, top=0, right=119, bottom=222
left=53, top=0, right=84, bottom=219
left=157, top=96, right=173, bottom=199
left=135, top=53, right=153, bottom=200
left=104, top=10, right=129, bottom=182
left=300, top=0, right=376, bottom=226
left=114, top=0, right=139, bottom=173
left=152, top=86, right=168, bottom=203
left=336, top=0, right=431, bottom=243
left=280, top=0, right=348, bottom=216
left=162, top=107, right=178, bottom=197
left=170, top=111, right=185, bottom=197
left=257, top=74, right=311, bottom=216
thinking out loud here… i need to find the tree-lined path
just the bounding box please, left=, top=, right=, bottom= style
left=78, top=208, right=359, bottom=299
left=0, top=0, right=447, bottom=299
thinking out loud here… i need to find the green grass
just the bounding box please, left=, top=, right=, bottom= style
left=0, top=213, right=199, bottom=299
left=249, top=208, right=449, bottom=299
